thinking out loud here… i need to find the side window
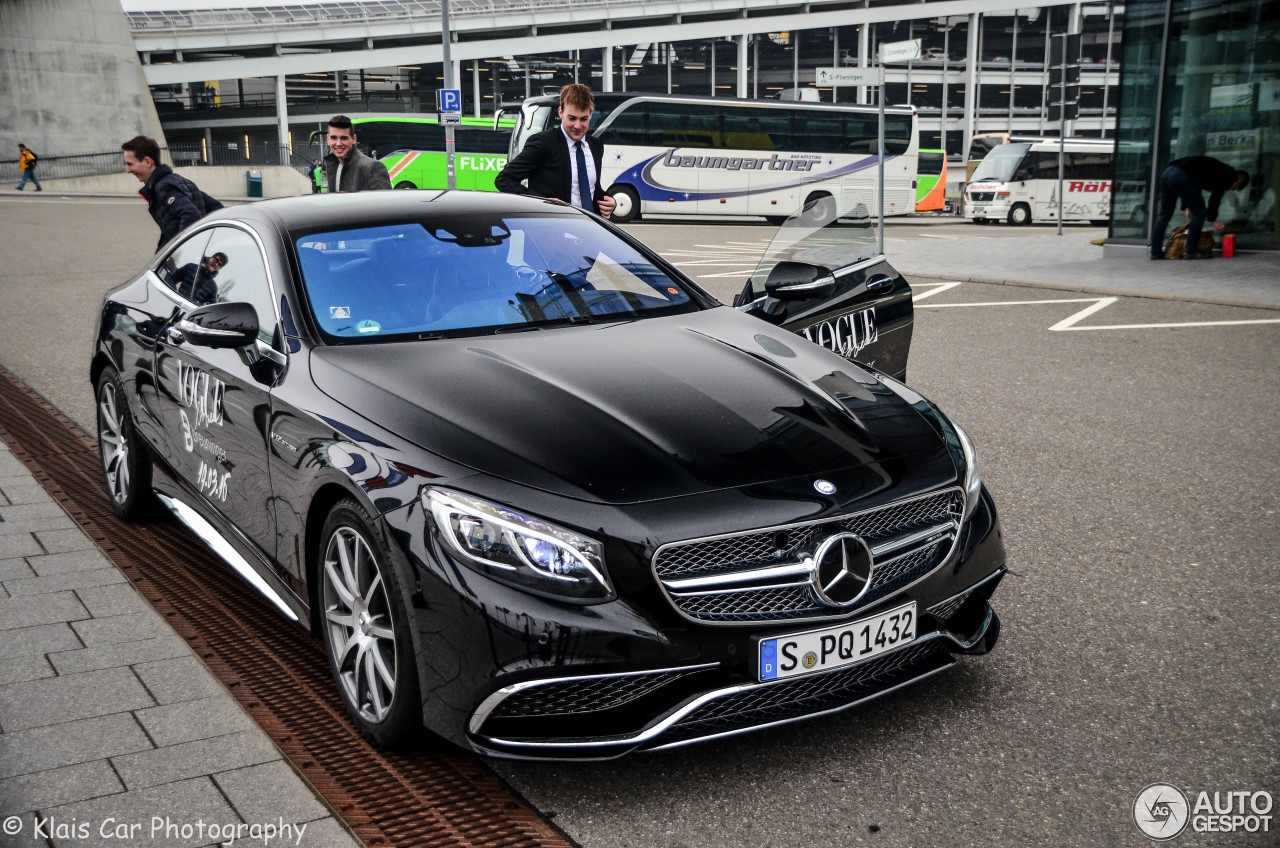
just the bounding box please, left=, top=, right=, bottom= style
left=201, top=227, right=278, bottom=343
left=596, top=104, right=649, bottom=145
left=157, top=230, right=214, bottom=300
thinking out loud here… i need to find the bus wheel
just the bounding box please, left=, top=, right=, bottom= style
left=1007, top=203, right=1032, bottom=226
left=765, top=216, right=788, bottom=226
left=608, top=185, right=640, bottom=223
left=973, top=218, right=991, bottom=225
left=394, top=181, right=416, bottom=190
left=800, top=194, right=837, bottom=227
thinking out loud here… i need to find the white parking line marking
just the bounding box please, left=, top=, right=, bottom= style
left=914, top=282, right=1280, bottom=332
left=911, top=282, right=963, bottom=302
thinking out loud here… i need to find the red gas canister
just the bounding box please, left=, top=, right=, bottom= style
left=1223, top=234, right=1236, bottom=258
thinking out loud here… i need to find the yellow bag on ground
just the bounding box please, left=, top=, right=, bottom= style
left=1164, top=224, right=1215, bottom=259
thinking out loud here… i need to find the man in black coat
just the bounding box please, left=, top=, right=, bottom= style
left=1150, top=155, right=1249, bottom=260
left=495, top=84, right=616, bottom=219
left=324, top=115, right=391, bottom=193
left=122, top=135, right=224, bottom=251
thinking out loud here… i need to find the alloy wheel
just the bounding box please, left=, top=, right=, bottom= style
left=322, top=526, right=398, bottom=724
left=97, top=381, right=131, bottom=505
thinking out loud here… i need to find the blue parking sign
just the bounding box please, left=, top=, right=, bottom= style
left=437, top=89, right=462, bottom=112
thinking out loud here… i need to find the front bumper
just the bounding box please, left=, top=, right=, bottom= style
left=469, top=592, right=1002, bottom=760
left=397, top=483, right=1007, bottom=760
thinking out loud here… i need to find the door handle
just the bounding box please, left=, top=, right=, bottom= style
left=865, top=275, right=894, bottom=293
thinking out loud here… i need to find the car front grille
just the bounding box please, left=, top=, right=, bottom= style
left=655, top=641, right=953, bottom=747
left=969, top=191, right=995, bottom=202
left=652, top=489, right=963, bottom=625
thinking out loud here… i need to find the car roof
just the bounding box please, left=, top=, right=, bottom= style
left=204, top=190, right=581, bottom=235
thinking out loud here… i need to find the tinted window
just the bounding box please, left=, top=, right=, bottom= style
left=721, top=107, right=793, bottom=151
left=648, top=103, right=717, bottom=148
left=596, top=103, right=650, bottom=145
left=918, top=152, right=945, bottom=176
left=158, top=230, right=214, bottom=301
left=1067, top=151, right=1112, bottom=180
left=201, top=227, right=278, bottom=343
left=296, top=215, right=700, bottom=341
left=794, top=112, right=842, bottom=154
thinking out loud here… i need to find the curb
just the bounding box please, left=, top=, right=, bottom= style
left=902, top=271, right=1280, bottom=313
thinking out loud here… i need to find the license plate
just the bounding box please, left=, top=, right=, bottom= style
left=756, top=601, right=916, bottom=682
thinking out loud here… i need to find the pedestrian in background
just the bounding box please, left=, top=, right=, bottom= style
left=1150, top=155, right=1249, bottom=260
left=323, top=116, right=390, bottom=192
left=311, top=158, right=324, bottom=194
left=121, top=135, right=224, bottom=251
left=494, top=84, right=616, bottom=219
left=15, top=143, right=42, bottom=192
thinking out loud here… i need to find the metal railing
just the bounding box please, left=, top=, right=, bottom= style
left=1, top=143, right=313, bottom=184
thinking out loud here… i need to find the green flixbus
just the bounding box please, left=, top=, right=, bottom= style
left=308, top=115, right=516, bottom=191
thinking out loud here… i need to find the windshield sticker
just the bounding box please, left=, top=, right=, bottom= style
left=356, top=320, right=381, bottom=334
left=330, top=306, right=351, bottom=319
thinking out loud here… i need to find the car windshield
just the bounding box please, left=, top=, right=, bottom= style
left=971, top=143, right=1031, bottom=183
left=295, top=214, right=699, bottom=340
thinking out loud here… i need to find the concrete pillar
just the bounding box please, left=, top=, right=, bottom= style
left=711, top=40, right=716, bottom=96
left=603, top=46, right=614, bottom=92
left=667, top=44, right=673, bottom=93
left=737, top=34, right=748, bottom=99
left=964, top=13, right=979, bottom=163
left=753, top=36, right=759, bottom=98
left=203, top=127, right=213, bottom=164
left=276, top=74, right=290, bottom=165
left=1066, top=3, right=1082, bottom=137
left=858, top=22, right=869, bottom=103
left=793, top=30, right=800, bottom=91
left=473, top=62, right=481, bottom=118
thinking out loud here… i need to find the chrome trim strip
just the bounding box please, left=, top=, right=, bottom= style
left=154, top=492, right=298, bottom=622
left=669, top=580, right=810, bottom=599
left=870, top=522, right=956, bottom=557
left=646, top=662, right=955, bottom=753
left=176, top=319, right=243, bottom=338
left=467, top=662, right=719, bottom=736
left=735, top=255, right=890, bottom=312
left=663, top=561, right=812, bottom=591
left=475, top=620, right=993, bottom=754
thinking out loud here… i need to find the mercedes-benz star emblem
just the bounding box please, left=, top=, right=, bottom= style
left=814, top=479, right=837, bottom=495
left=811, top=532, right=873, bottom=607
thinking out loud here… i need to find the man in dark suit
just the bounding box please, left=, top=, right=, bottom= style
left=495, top=84, right=616, bottom=219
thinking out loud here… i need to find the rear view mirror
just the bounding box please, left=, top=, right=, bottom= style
left=764, top=261, right=837, bottom=301
left=176, top=302, right=259, bottom=349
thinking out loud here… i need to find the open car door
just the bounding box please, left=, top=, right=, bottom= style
left=732, top=200, right=914, bottom=381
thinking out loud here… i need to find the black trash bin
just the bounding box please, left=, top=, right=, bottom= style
left=246, top=169, right=263, bottom=198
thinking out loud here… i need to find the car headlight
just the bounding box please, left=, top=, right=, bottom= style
left=423, top=488, right=612, bottom=603
left=943, top=414, right=983, bottom=517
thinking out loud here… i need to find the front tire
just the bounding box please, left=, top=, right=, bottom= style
left=1007, top=203, right=1032, bottom=226
left=95, top=367, right=153, bottom=520
left=608, top=185, right=641, bottom=223
left=320, top=498, right=421, bottom=749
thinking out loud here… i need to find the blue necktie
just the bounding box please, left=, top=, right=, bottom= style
left=575, top=141, right=593, bottom=211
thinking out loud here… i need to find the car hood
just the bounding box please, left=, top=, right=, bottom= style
left=309, top=307, right=948, bottom=504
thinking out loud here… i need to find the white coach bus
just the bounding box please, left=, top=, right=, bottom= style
left=507, top=93, right=920, bottom=225
left=964, top=137, right=1115, bottom=226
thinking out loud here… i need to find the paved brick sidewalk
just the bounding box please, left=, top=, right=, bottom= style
left=0, top=440, right=361, bottom=848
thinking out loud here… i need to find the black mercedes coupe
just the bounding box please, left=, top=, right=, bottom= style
left=91, top=190, right=1006, bottom=759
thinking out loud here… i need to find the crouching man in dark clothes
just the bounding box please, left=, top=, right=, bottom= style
left=1150, top=156, right=1249, bottom=260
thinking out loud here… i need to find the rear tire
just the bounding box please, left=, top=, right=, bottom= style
left=1007, top=203, right=1032, bottom=226
left=394, top=181, right=417, bottom=190
left=95, top=367, right=154, bottom=520
left=765, top=215, right=789, bottom=226
left=320, top=498, right=422, bottom=750
left=608, top=185, right=641, bottom=223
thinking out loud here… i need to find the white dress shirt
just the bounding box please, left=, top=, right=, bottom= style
left=560, top=127, right=597, bottom=209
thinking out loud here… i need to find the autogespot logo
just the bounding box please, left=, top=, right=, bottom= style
left=1135, top=783, right=1190, bottom=840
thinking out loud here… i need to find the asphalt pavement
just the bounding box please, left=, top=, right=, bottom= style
left=0, top=191, right=1277, bottom=848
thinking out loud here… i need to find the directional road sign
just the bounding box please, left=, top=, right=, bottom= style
left=816, top=67, right=883, bottom=87
left=437, top=88, right=462, bottom=113
left=879, top=39, right=922, bottom=64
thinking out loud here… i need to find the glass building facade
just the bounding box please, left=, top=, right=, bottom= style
left=1111, top=0, right=1280, bottom=248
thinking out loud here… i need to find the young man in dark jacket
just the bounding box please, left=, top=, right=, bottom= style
left=1150, top=155, right=1249, bottom=260
left=323, top=116, right=391, bottom=192
left=122, top=135, right=224, bottom=251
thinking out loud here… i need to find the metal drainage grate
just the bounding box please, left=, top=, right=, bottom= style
left=0, top=365, right=570, bottom=848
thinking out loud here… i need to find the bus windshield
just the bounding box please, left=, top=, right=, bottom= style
left=971, top=143, right=1031, bottom=183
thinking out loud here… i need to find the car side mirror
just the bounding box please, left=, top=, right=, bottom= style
left=176, top=302, right=259, bottom=349
left=764, top=261, right=837, bottom=301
